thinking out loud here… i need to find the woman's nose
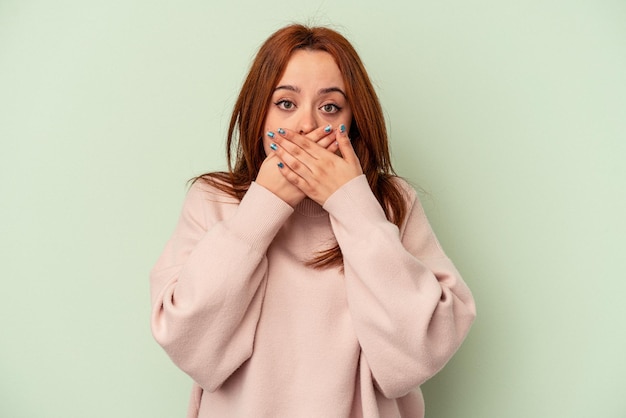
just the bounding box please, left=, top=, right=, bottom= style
left=297, top=109, right=320, bottom=135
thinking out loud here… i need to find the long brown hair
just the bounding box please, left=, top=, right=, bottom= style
left=196, top=24, right=407, bottom=268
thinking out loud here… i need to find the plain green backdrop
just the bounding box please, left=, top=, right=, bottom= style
left=1, top=0, right=625, bottom=417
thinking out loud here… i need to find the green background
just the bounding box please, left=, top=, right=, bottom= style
left=2, top=0, right=625, bottom=417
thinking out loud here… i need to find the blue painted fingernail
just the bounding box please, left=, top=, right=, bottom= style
left=340, top=124, right=346, bottom=133
left=267, top=131, right=275, bottom=138
left=270, top=143, right=277, bottom=151
left=277, top=162, right=284, bottom=168
left=324, top=125, right=331, bottom=133
left=277, top=128, right=285, bottom=135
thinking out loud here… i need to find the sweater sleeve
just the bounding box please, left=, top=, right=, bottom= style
left=323, top=175, right=476, bottom=399
left=150, top=181, right=294, bottom=392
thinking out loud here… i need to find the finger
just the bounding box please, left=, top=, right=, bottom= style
left=304, top=124, right=335, bottom=143
left=278, top=126, right=335, bottom=148
left=274, top=128, right=324, bottom=160
left=336, top=124, right=357, bottom=162
left=325, top=140, right=340, bottom=154
left=276, top=158, right=315, bottom=192
left=268, top=131, right=317, bottom=174
left=317, top=128, right=338, bottom=149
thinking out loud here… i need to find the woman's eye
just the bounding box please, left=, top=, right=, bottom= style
left=321, top=103, right=341, bottom=114
left=276, top=100, right=295, bottom=110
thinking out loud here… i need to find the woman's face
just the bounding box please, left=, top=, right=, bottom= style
left=263, top=49, right=353, bottom=155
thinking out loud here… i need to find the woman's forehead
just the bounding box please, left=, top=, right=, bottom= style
left=276, top=50, right=345, bottom=91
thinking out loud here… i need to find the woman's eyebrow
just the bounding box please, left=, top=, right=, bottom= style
left=319, top=87, right=346, bottom=98
left=274, top=85, right=299, bottom=93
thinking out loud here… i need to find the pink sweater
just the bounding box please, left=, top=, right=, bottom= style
left=150, top=175, right=475, bottom=417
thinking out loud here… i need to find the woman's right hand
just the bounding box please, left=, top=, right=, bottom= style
left=255, top=125, right=338, bottom=207
left=256, top=153, right=306, bottom=207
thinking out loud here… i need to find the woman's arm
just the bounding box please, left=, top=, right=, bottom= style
left=150, top=181, right=294, bottom=392
left=323, top=175, right=476, bottom=399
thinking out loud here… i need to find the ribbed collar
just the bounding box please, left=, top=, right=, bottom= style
left=294, top=198, right=326, bottom=218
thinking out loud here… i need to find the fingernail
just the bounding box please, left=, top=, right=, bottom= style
left=277, top=128, right=285, bottom=135
left=277, top=162, right=284, bottom=168
left=340, top=124, right=346, bottom=133
left=270, top=143, right=277, bottom=151
left=267, top=131, right=275, bottom=138
left=324, top=125, right=332, bottom=133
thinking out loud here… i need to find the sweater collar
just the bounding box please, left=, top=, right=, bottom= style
left=295, top=198, right=326, bottom=218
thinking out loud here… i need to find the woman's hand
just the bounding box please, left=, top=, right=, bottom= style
left=269, top=125, right=363, bottom=206
left=256, top=154, right=305, bottom=207
left=255, top=125, right=340, bottom=207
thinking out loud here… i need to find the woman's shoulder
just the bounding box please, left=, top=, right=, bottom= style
left=388, top=175, right=419, bottom=205
left=187, top=173, right=242, bottom=206
left=178, top=174, right=243, bottom=226
left=387, top=175, right=434, bottom=230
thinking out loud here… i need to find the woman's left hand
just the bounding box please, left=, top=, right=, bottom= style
left=270, top=125, right=363, bottom=206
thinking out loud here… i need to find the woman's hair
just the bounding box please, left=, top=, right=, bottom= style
left=196, top=24, right=407, bottom=269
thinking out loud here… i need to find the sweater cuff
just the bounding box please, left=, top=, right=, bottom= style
left=222, top=182, right=294, bottom=251
left=323, top=175, right=388, bottom=231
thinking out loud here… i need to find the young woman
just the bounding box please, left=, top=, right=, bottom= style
left=150, top=24, right=476, bottom=418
